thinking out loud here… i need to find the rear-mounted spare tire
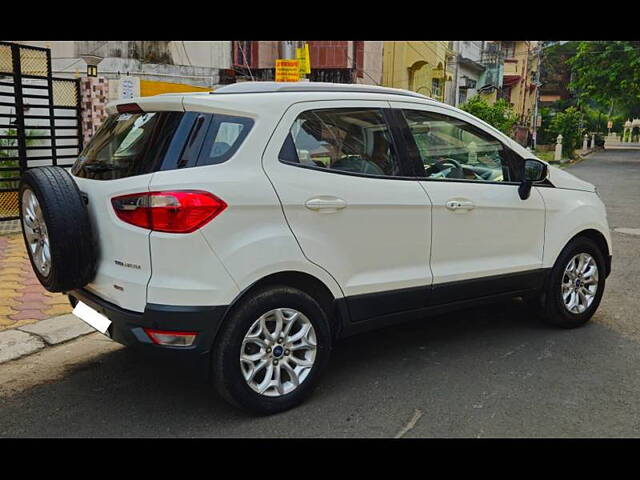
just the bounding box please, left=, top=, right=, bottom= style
left=19, top=166, right=97, bottom=292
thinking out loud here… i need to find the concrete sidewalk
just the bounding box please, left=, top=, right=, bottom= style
left=1, top=231, right=89, bottom=364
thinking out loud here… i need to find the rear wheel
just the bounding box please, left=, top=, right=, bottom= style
left=211, top=285, right=332, bottom=414
left=535, top=236, right=606, bottom=328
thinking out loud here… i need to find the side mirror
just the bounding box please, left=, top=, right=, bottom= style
left=519, top=159, right=548, bottom=200
left=523, top=158, right=548, bottom=182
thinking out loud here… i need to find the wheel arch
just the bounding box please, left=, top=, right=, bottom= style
left=219, top=270, right=346, bottom=341
left=570, top=228, right=611, bottom=276
left=556, top=228, right=611, bottom=276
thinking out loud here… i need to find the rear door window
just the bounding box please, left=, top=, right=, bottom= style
left=279, top=108, right=403, bottom=177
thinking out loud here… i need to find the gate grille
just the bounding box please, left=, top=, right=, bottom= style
left=0, top=41, right=83, bottom=221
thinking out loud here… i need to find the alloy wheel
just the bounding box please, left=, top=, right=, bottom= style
left=21, top=189, right=51, bottom=276
left=240, top=308, right=317, bottom=397
left=561, top=253, right=599, bottom=314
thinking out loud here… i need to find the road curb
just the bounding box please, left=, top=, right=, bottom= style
left=0, top=314, right=95, bottom=364
left=0, top=329, right=46, bottom=364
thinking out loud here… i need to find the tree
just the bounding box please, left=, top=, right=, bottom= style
left=459, top=95, right=517, bottom=135
left=548, top=107, right=582, bottom=157
left=539, top=41, right=579, bottom=107
left=568, top=41, right=640, bottom=119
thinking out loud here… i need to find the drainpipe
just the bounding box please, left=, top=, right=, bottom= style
left=521, top=41, right=530, bottom=128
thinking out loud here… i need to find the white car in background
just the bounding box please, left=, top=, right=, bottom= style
left=19, top=82, right=612, bottom=414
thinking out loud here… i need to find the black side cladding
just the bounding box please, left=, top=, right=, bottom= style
left=19, top=166, right=97, bottom=292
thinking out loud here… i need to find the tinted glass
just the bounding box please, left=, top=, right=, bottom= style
left=72, top=111, right=187, bottom=180
left=402, top=109, right=513, bottom=182
left=197, top=115, right=254, bottom=166
left=72, top=111, right=254, bottom=179
left=281, top=108, right=401, bottom=177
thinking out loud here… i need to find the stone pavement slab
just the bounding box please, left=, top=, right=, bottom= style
left=18, top=314, right=95, bottom=345
left=0, top=329, right=45, bottom=363
left=0, top=233, right=72, bottom=332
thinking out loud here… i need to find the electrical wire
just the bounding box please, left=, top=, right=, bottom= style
left=181, top=41, right=193, bottom=67
left=238, top=41, right=255, bottom=81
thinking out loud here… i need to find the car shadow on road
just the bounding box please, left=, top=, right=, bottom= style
left=1, top=298, right=637, bottom=437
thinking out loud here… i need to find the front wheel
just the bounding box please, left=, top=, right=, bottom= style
left=535, top=236, right=606, bottom=328
left=211, top=285, right=332, bottom=414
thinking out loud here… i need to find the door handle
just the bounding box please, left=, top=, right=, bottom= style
left=305, top=196, right=347, bottom=211
left=445, top=199, right=475, bottom=211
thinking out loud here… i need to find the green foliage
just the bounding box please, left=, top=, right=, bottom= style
left=537, top=107, right=557, bottom=145
left=539, top=41, right=579, bottom=101
left=459, top=95, right=518, bottom=135
left=568, top=41, right=640, bottom=118
left=0, top=128, right=42, bottom=189
left=0, top=128, right=19, bottom=189
left=548, top=107, right=583, bottom=157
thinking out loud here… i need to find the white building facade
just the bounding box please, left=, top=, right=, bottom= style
left=447, top=41, right=486, bottom=106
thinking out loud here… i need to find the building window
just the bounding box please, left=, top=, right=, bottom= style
left=431, top=78, right=442, bottom=99
left=458, top=88, right=467, bottom=105
left=501, top=41, right=516, bottom=59
left=499, top=86, right=512, bottom=104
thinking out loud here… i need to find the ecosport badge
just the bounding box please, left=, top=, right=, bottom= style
left=114, top=260, right=141, bottom=270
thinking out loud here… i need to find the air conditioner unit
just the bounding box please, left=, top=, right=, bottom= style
left=459, top=76, right=477, bottom=89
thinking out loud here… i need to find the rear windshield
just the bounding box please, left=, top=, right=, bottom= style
left=72, top=110, right=253, bottom=180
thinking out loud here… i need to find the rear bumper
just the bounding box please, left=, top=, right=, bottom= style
left=69, top=288, right=228, bottom=378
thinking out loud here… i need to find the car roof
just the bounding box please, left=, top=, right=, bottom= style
left=106, top=82, right=535, bottom=163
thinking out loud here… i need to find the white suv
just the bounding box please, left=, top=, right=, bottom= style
left=19, top=82, right=612, bottom=413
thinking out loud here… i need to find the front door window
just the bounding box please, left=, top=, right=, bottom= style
left=401, top=109, right=516, bottom=183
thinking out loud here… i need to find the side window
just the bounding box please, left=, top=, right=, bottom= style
left=402, top=109, right=514, bottom=183
left=279, top=108, right=402, bottom=177
left=196, top=114, right=254, bottom=166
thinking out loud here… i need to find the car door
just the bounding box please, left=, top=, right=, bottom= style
left=262, top=100, right=433, bottom=322
left=390, top=101, right=546, bottom=302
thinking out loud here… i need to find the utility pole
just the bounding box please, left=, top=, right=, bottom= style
left=532, top=43, right=542, bottom=148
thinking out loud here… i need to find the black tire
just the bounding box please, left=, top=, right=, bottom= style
left=212, top=285, right=332, bottom=414
left=535, top=236, right=606, bottom=328
left=19, top=166, right=97, bottom=292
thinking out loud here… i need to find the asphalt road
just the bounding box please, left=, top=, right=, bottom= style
left=1, top=149, right=640, bottom=438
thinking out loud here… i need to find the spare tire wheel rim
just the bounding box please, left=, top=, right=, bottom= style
left=21, top=189, right=51, bottom=276
left=240, top=308, right=317, bottom=397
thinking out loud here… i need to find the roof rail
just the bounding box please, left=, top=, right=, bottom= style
left=212, top=81, right=433, bottom=100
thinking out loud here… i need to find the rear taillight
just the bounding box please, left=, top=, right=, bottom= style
left=144, top=329, right=198, bottom=346
left=111, top=190, right=227, bottom=233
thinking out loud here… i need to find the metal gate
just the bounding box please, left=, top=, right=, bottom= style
left=0, top=41, right=83, bottom=221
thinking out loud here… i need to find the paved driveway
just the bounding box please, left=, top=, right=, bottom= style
left=1, top=150, right=639, bottom=437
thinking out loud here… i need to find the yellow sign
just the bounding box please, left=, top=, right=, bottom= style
left=296, top=44, right=311, bottom=75
left=304, top=43, right=311, bottom=74
left=140, top=79, right=211, bottom=97
left=275, top=59, right=300, bottom=82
